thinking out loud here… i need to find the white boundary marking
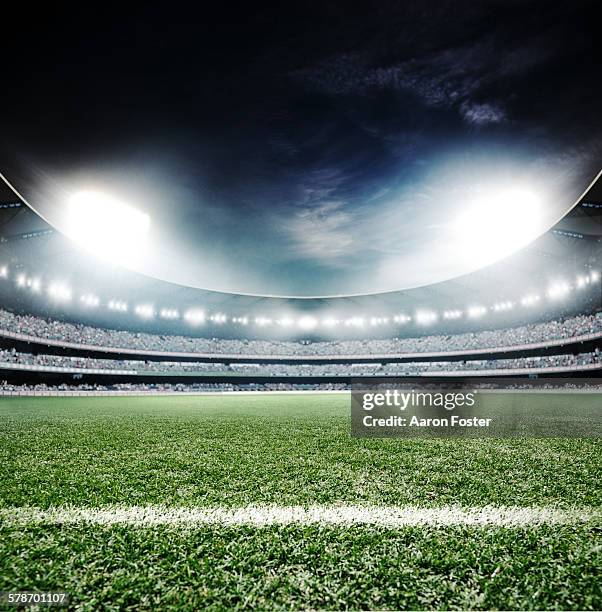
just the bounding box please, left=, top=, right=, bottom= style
left=0, top=505, right=598, bottom=527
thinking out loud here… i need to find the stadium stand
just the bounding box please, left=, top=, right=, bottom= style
left=0, top=382, right=350, bottom=395
left=0, top=308, right=601, bottom=359
left=0, top=347, right=600, bottom=377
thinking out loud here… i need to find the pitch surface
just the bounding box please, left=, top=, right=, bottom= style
left=0, top=394, right=600, bottom=610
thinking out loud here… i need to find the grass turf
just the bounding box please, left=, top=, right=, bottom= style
left=0, top=394, right=600, bottom=610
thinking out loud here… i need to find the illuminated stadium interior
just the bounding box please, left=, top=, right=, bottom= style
left=1, top=6, right=601, bottom=610
left=0, top=173, right=600, bottom=388
left=0, top=174, right=600, bottom=332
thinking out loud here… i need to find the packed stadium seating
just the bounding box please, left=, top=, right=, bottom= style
left=1, top=308, right=601, bottom=358
left=0, top=347, right=599, bottom=376
left=2, top=379, right=600, bottom=396
left=0, top=382, right=350, bottom=395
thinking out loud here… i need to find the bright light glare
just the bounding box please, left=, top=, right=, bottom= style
left=80, top=294, right=99, bottom=307
left=184, top=309, right=205, bottom=325
left=134, top=304, right=154, bottom=318
left=467, top=305, right=487, bottom=318
left=547, top=281, right=570, bottom=300
left=18, top=275, right=42, bottom=292
left=453, top=188, right=541, bottom=266
left=48, top=282, right=72, bottom=301
left=108, top=300, right=128, bottom=312
left=160, top=308, right=179, bottom=319
left=65, top=191, right=150, bottom=266
left=521, top=294, right=540, bottom=306
left=493, top=301, right=514, bottom=312
left=415, top=310, right=438, bottom=325
left=298, top=315, right=318, bottom=330
left=443, top=310, right=462, bottom=320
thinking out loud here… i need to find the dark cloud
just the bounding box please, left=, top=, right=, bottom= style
left=0, top=1, right=600, bottom=296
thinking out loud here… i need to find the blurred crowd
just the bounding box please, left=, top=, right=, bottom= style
left=0, top=381, right=349, bottom=394
left=0, top=347, right=599, bottom=375
left=1, top=380, right=600, bottom=395
left=0, top=308, right=601, bottom=356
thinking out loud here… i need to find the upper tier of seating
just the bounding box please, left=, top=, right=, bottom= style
left=1, top=308, right=601, bottom=360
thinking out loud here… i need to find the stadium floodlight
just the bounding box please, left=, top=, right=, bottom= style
left=134, top=304, right=154, bottom=318
left=64, top=191, right=150, bottom=266
left=231, top=316, right=249, bottom=325
left=80, top=294, right=99, bottom=307
left=443, top=310, right=462, bottom=320
left=18, top=275, right=42, bottom=293
left=453, top=188, right=541, bottom=266
left=493, top=301, right=514, bottom=312
left=0, top=265, right=7, bottom=278
left=108, top=299, right=128, bottom=312
left=415, top=310, right=438, bottom=325
left=322, top=317, right=340, bottom=327
left=160, top=308, right=179, bottom=320
left=210, top=313, right=227, bottom=324
left=254, top=316, right=271, bottom=326
left=467, top=305, right=487, bottom=318
left=591, top=270, right=600, bottom=282
left=48, top=282, right=72, bottom=301
left=393, top=314, right=411, bottom=324
left=576, top=275, right=588, bottom=289
left=520, top=294, right=540, bottom=306
left=298, top=315, right=318, bottom=330
left=547, top=281, right=570, bottom=300
left=184, top=309, right=205, bottom=325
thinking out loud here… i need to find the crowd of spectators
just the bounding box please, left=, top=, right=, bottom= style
left=1, top=308, right=601, bottom=357
left=0, top=381, right=349, bottom=394
left=0, top=347, right=599, bottom=375
left=1, top=380, right=600, bottom=395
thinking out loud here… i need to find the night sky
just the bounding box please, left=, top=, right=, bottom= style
left=1, top=2, right=600, bottom=296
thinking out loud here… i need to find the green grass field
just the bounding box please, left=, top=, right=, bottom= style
left=0, top=394, right=600, bottom=610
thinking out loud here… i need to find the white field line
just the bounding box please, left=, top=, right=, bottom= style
left=0, top=505, right=598, bottom=528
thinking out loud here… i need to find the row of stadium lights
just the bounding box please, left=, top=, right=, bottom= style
left=1, top=265, right=599, bottom=329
